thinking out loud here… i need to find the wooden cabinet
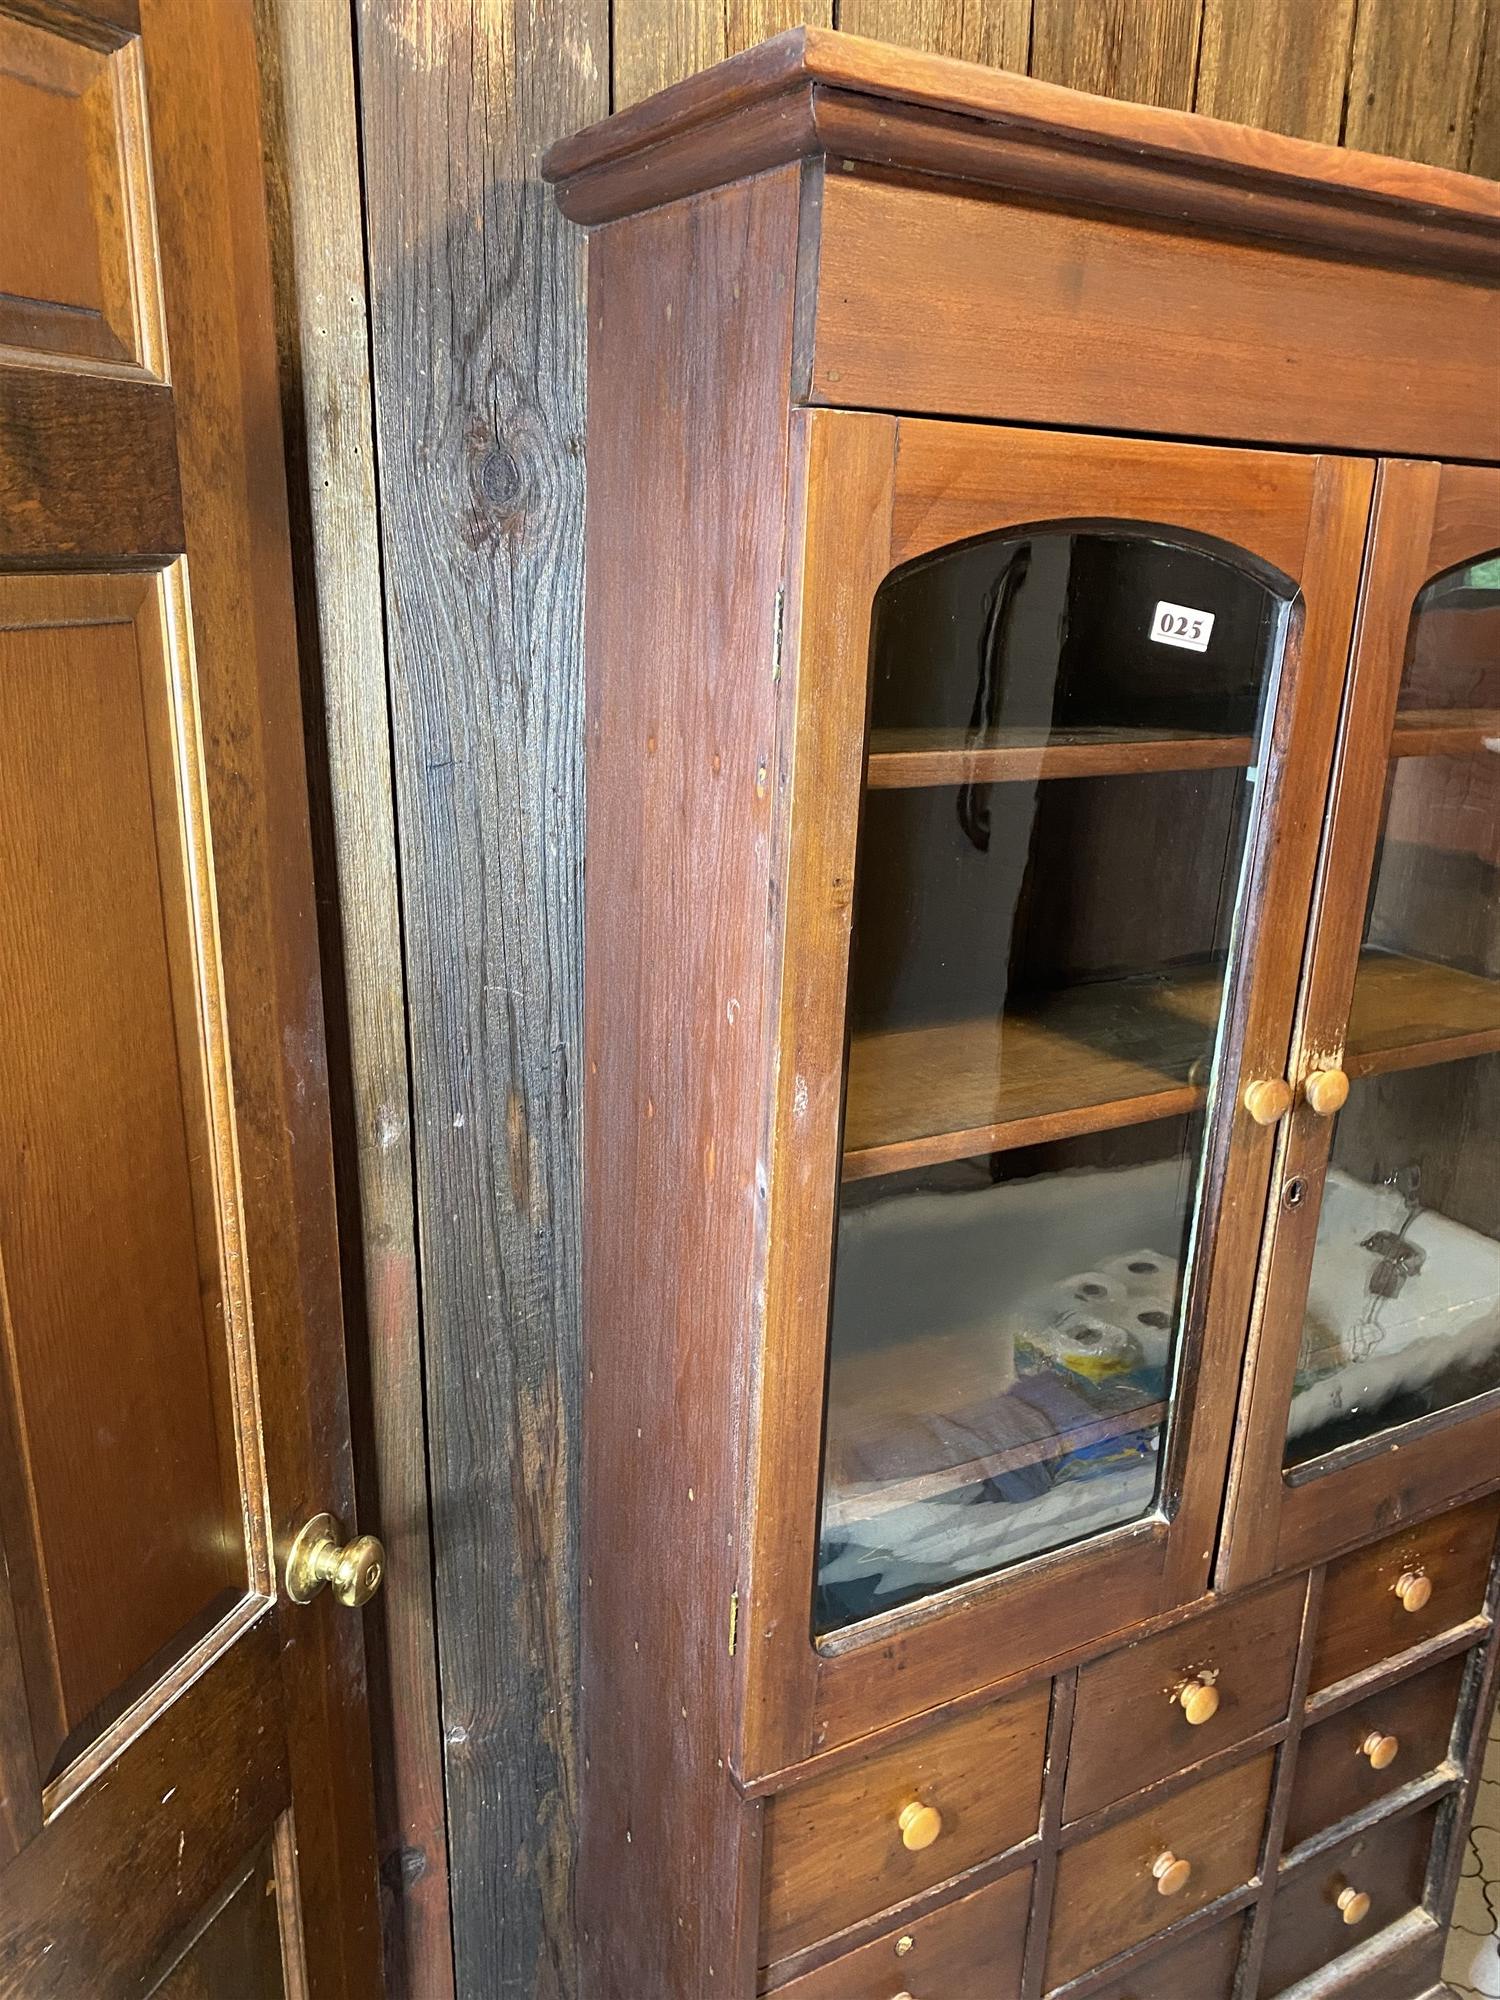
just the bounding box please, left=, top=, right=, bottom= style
left=547, top=27, right=1500, bottom=2000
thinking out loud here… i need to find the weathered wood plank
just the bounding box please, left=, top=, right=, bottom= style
left=1343, top=0, right=1488, bottom=168
left=1195, top=0, right=1358, bottom=143
left=253, top=5, right=455, bottom=1998
left=1466, top=6, right=1500, bottom=177
left=1028, top=0, right=1202, bottom=109
left=354, top=0, right=604, bottom=1991
left=613, top=0, right=832, bottom=108
left=834, top=0, right=1029, bottom=70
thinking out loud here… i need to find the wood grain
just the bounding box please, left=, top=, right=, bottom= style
left=1284, top=1651, right=1466, bottom=1852
left=253, top=3, right=453, bottom=1996
left=1256, top=1803, right=1438, bottom=1997
left=1029, top=0, right=1201, bottom=108
left=1083, top=1913, right=1246, bottom=2000
left=0, top=363, right=181, bottom=564
left=760, top=1683, right=1047, bottom=1963
left=1195, top=0, right=1356, bottom=144
left=613, top=0, right=831, bottom=107
left=770, top=1866, right=1031, bottom=1996
left=866, top=725, right=1254, bottom=787
left=1343, top=0, right=1488, bottom=170
left=834, top=0, right=1029, bottom=70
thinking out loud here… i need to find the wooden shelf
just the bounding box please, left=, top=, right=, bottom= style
left=865, top=725, right=1255, bottom=788
left=843, top=967, right=1223, bottom=1180
left=1347, top=951, right=1500, bottom=1079
left=1389, top=708, right=1500, bottom=758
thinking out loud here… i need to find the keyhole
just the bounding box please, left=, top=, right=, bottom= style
left=1284, top=1176, right=1307, bottom=1210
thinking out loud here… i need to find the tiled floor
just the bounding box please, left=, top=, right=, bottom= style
left=1447, top=1707, right=1500, bottom=1999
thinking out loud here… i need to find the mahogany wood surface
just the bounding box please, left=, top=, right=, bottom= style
left=1045, top=1750, right=1274, bottom=1986
left=866, top=725, right=1255, bottom=788
left=1257, top=1803, right=1438, bottom=1997
left=1308, top=1496, right=1500, bottom=1694
left=1284, top=1651, right=1467, bottom=1852
left=1065, top=1576, right=1304, bottom=1822
left=1080, top=1911, right=1246, bottom=2000
left=0, top=1, right=381, bottom=1992
left=771, top=1868, right=1032, bottom=1997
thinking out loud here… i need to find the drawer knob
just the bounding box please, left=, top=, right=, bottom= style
left=1177, top=1677, right=1220, bottom=1726
left=1360, top=1730, right=1400, bottom=1770
left=1244, top=1078, right=1292, bottom=1125
left=1303, top=1067, right=1350, bottom=1117
left=897, top=1801, right=943, bottom=1851
left=1152, top=1851, right=1193, bottom=1897
left=1394, top=1569, right=1432, bottom=1613
left=1337, top=1885, right=1371, bottom=1926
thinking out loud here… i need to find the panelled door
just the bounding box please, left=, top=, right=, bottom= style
left=1223, top=461, right=1500, bottom=1587
left=740, top=411, right=1374, bottom=1778
left=0, top=3, right=382, bottom=1995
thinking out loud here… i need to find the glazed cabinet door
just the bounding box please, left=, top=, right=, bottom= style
left=740, top=413, right=1372, bottom=1777
left=1223, top=462, right=1500, bottom=1586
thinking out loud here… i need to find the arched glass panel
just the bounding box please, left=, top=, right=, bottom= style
left=816, top=525, right=1295, bottom=1633
left=1285, top=554, right=1500, bottom=1470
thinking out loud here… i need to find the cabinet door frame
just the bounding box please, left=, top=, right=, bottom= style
left=1221, top=460, right=1500, bottom=1590
left=738, top=410, right=1372, bottom=1783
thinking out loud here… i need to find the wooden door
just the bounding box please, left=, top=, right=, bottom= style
left=1221, top=461, right=1500, bottom=1587
left=740, top=412, right=1373, bottom=1777
left=0, top=3, right=382, bottom=1996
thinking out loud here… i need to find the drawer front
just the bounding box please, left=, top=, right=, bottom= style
left=772, top=1870, right=1030, bottom=2000
left=1256, top=1804, right=1438, bottom=1998
left=1309, top=1493, right=1499, bottom=1692
left=1084, top=1915, right=1246, bottom=2000
left=760, top=1684, right=1049, bottom=1965
left=1067, top=1577, right=1304, bottom=1819
left=1286, top=1652, right=1466, bottom=1851
left=1045, top=1752, right=1274, bottom=1989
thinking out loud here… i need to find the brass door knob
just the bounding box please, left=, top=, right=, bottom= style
left=1303, top=1067, right=1350, bottom=1116
left=1244, top=1078, right=1292, bottom=1125
left=1176, top=1677, right=1220, bottom=1726
left=897, top=1800, right=943, bottom=1851
left=1336, top=1884, right=1371, bottom=1926
left=1394, top=1568, right=1432, bottom=1613
left=1152, top=1851, right=1192, bottom=1897
left=286, top=1512, right=387, bottom=1608
left=1360, top=1731, right=1400, bottom=1770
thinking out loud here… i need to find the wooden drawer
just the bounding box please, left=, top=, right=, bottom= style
left=1066, top=1577, right=1304, bottom=1819
left=1081, top=1915, right=1246, bottom=2000
left=760, top=1684, right=1049, bottom=1965
left=1309, top=1494, right=1499, bottom=1692
left=1044, top=1752, right=1273, bottom=1989
left=772, top=1870, right=1030, bottom=2000
left=1286, top=1652, right=1466, bottom=1850
left=1256, top=1804, right=1438, bottom=1997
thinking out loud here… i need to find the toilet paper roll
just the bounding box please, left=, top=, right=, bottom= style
left=1048, top=1270, right=1127, bottom=1316
left=1102, top=1249, right=1179, bottom=1294
left=1124, top=1298, right=1177, bottom=1367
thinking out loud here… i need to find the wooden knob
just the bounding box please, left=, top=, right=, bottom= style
left=1152, top=1851, right=1192, bottom=1897
left=1337, top=1885, right=1371, bottom=1926
left=1394, top=1569, right=1432, bottom=1613
left=897, top=1801, right=943, bottom=1851
left=1304, top=1067, right=1350, bottom=1116
left=1177, top=1678, right=1220, bottom=1726
left=1244, top=1078, right=1292, bottom=1125
left=1360, top=1731, right=1400, bottom=1770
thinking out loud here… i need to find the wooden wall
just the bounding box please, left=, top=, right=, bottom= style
left=262, top=2, right=1499, bottom=1996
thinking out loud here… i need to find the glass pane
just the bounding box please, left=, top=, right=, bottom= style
left=1287, top=553, right=1500, bottom=1468
left=817, top=526, right=1293, bottom=1633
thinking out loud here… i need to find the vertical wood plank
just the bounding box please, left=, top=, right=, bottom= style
left=612, top=0, right=832, bottom=109
left=1466, top=5, right=1500, bottom=176
left=1343, top=0, right=1488, bottom=168
left=1195, top=0, right=1358, bottom=143
left=1028, top=0, right=1203, bottom=109
left=253, top=4, right=455, bottom=1998
left=354, top=0, right=604, bottom=1992
left=834, top=0, right=1029, bottom=70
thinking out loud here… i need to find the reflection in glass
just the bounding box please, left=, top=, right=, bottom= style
left=1287, top=553, right=1500, bottom=1468
left=817, top=526, right=1293, bottom=1633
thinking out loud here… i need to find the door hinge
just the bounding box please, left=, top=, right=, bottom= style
left=728, top=1590, right=739, bottom=1657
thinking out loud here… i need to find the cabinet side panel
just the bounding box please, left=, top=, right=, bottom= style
left=579, top=168, right=802, bottom=1997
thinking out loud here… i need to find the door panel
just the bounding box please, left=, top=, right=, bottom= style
left=742, top=411, right=1373, bottom=1777
left=0, top=0, right=380, bottom=1993
left=1222, top=462, right=1500, bottom=1586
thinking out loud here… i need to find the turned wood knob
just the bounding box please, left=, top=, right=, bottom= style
left=1337, top=1885, right=1371, bottom=1926
left=1244, top=1078, right=1292, bottom=1125
left=1394, top=1569, right=1432, bottom=1613
left=1177, top=1677, right=1220, bottom=1726
left=897, top=1801, right=943, bottom=1851
left=1303, top=1067, right=1350, bottom=1116
left=1360, top=1730, right=1400, bottom=1770
left=1152, top=1851, right=1192, bottom=1897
